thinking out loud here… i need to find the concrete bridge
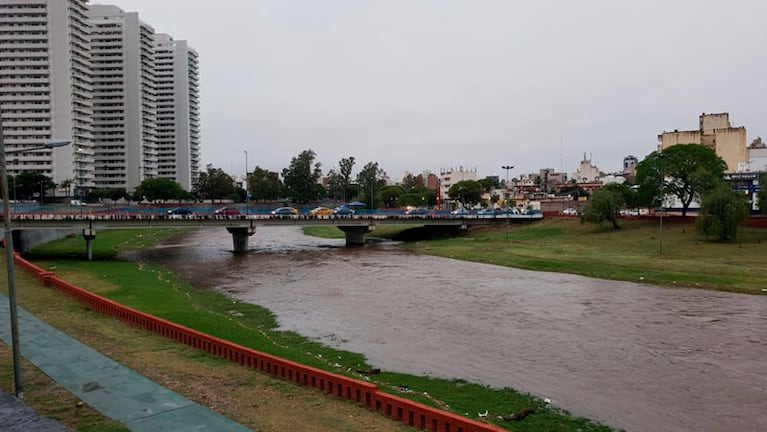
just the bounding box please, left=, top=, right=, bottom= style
left=4, top=214, right=543, bottom=257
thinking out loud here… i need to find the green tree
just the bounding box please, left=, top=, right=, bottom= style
left=59, top=178, right=74, bottom=197
left=133, top=178, right=190, bottom=201
left=636, top=144, right=726, bottom=216
left=338, top=156, right=355, bottom=202
left=325, top=168, right=342, bottom=201
left=380, top=185, right=404, bottom=208
left=401, top=173, right=425, bottom=191
left=89, top=188, right=128, bottom=201
left=695, top=184, right=749, bottom=241
left=195, top=167, right=237, bottom=200
left=14, top=171, right=54, bottom=202
left=558, top=180, right=591, bottom=201
left=282, top=149, right=322, bottom=203
left=447, top=180, right=483, bottom=206
left=758, top=173, right=767, bottom=215
left=479, top=176, right=501, bottom=192
left=581, top=188, right=623, bottom=229
left=248, top=166, right=283, bottom=201
left=356, top=161, right=386, bottom=209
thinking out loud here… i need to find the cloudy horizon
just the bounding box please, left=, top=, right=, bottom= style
left=105, top=0, right=767, bottom=181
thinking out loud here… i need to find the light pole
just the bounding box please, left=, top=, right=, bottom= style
left=501, top=165, right=514, bottom=205
left=0, top=137, right=71, bottom=398
left=658, top=151, right=666, bottom=255
left=243, top=150, right=249, bottom=213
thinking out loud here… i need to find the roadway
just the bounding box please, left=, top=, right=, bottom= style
left=5, top=212, right=542, bottom=230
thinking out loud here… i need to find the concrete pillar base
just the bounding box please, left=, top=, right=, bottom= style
left=83, top=229, right=96, bottom=261
left=338, top=225, right=375, bottom=246
left=226, top=226, right=256, bottom=254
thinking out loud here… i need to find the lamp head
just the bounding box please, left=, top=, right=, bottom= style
left=45, top=140, right=72, bottom=148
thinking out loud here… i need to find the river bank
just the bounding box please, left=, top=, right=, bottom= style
left=307, top=217, right=767, bottom=294
left=16, top=229, right=611, bottom=432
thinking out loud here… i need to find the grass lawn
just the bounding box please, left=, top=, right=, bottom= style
left=400, top=218, right=767, bottom=295
left=10, top=229, right=612, bottom=432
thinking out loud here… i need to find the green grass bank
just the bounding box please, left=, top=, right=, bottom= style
left=19, top=229, right=612, bottom=432
left=307, top=218, right=767, bottom=295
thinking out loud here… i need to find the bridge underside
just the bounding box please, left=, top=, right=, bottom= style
left=337, top=225, right=375, bottom=246
left=226, top=226, right=256, bottom=254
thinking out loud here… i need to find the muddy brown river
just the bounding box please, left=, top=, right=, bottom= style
left=136, top=226, right=767, bottom=432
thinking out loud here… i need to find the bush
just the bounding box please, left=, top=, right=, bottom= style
left=695, top=184, right=749, bottom=241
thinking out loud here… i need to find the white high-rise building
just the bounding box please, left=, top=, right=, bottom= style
left=0, top=0, right=94, bottom=194
left=154, top=33, right=200, bottom=191
left=89, top=4, right=157, bottom=192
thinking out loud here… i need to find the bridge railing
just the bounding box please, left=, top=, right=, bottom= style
left=14, top=253, right=507, bottom=432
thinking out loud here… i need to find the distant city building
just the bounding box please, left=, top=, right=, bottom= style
left=622, top=155, right=638, bottom=182
left=89, top=4, right=158, bottom=192
left=572, top=153, right=602, bottom=183
left=537, top=168, right=566, bottom=191
left=658, top=112, right=747, bottom=172
left=0, top=0, right=94, bottom=193
left=746, top=137, right=767, bottom=172
left=425, top=172, right=439, bottom=190
left=439, top=166, right=477, bottom=200
left=601, top=174, right=627, bottom=184
left=154, top=33, right=201, bottom=191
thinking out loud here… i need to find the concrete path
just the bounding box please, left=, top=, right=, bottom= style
left=0, top=294, right=251, bottom=432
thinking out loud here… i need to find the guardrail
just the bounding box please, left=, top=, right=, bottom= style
left=14, top=254, right=507, bottom=432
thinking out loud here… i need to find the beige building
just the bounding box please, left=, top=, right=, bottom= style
left=658, top=112, right=747, bottom=172
left=572, top=153, right=602, bottom=183
left=0, top=0, right=95, bottom=191
left=747, top=137, right=767, bottom=172
left=89, top=4, right=158, bottom=192
left=154, top=33, right=200, bottom=191
left=439, top=166, right=477, bottom=201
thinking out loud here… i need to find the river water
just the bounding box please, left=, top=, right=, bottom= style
left=135, top=226, right=767, bottom=432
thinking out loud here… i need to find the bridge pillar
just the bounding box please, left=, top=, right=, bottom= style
left=226, top=226, right=256, bottom=254
left=337, top=225, right=375, bottom=246
left=83, top=229, right=96, bottom=261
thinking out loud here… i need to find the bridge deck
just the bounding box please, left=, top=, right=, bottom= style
left=5, top=214, right=541, bottom=230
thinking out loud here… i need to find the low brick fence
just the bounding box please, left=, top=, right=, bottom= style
left=14, top=254, right=507, bottom=432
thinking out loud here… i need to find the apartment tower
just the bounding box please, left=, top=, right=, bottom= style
left=0, top=0, right=94, bottom=193
left=154, top=33, right=200, bottom=191
left=89, top=4, right=157, bottom=192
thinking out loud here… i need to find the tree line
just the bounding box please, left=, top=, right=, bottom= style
left=7, top=144, right=766, bottom=240
left=581, top=143, right=761, bottom=241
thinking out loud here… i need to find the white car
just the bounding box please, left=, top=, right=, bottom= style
left=561, top=208, right=578, bottom=215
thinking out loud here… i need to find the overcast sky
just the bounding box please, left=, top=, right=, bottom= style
left=105, top=0, right=767, bottom=181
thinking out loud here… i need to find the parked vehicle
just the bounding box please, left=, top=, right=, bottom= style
left=405, top=208, right=430, bottom=216
left=308, top=206, right=333, bottom=216
left=476, top=208, right=496, bottom=216
left=450, top=208, right=470, bottom=216
left=213, top=206, right=241, bottom=216
left=271, top=206, right=299, bottom=217
left=333, top=205, right=355, bottom=216
left=167, top=207, right=193, bottom=215
left=561, top=208, right=578, bottom=216
left=70, top=199, right=86, bottom=206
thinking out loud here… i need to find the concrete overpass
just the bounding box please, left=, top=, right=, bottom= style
left=4, top=214, right=543, bottom=256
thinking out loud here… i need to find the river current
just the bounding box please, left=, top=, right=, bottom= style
left=132, top=226, right=767, bottom=432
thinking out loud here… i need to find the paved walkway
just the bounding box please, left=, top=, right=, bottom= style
left=0, top=294, right=251, bottom=432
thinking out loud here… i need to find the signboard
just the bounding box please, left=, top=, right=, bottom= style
left=723, top=173, right=759, bottom=181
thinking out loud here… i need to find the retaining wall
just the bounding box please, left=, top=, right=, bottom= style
left=14, top=254, right=507, bottom=432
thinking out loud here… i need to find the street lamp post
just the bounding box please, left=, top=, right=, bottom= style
left=501, top=165, right=514, bottom=205
left=0, top=136, right=71, bottom=398
left=243, top=150, right=249, bottom=214
left=501, top=165, right=514, bottom=240
left=658, top=151, right=666, bottom=255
